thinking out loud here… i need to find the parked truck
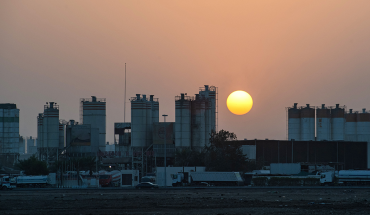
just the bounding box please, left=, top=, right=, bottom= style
left=16, top=175, right=49, bottom=187
left=320, top=170, right=370, bottom=185
left=0, top=176, right=16, bottom=190
left=171, top=172, right=244, bottom=186
left=99, top=170, right=121, bottom=187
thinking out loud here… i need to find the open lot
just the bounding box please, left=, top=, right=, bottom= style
left=1, top=187, right=370, bottom=214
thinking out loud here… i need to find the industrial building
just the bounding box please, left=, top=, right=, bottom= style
left=287, top=103, right=370, bottom=168
left=109, top=85, right=217, bottom=177
left=65, top=120, right=100, bottom=157
left=0, top=103, right=20, bottom=154
left=235, top=139, right=368, bottom=170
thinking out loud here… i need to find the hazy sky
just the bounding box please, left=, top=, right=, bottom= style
left=2, top=1, right=370, bottom=143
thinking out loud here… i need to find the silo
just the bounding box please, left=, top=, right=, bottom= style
left=175, top=93, right=192, bottom=148
left=81, top=96, right=106, bottom=151
left=288, top=103, right=301, bottom=141
left=331, top=104, right=345, bottom=141
left=300, top=104, right=315, bottom=141
left=357, top=109, right=370, bottom=168
left=43, top=102, right=59, bottom=148
left=316, top=104, right=331, bottom=141
left=191, top=94, right=206, bottom=150
left=131, top=94, right=147, bottom=147
left=149, top=95, right=159, bottom=145
left=150, top=95, right=159, bottom=124
left=345, top=109, right=357, bottom=141
left=199, top=85, right=217, bottom=142
left=0, top=104, right=19, bottom=153
left=37, top=113, right=43, bottom=149
left=59, top=122, right=65, bottom=149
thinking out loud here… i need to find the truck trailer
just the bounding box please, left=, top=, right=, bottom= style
left=320, top=170, right=370, bottom=185
left=172, top=172, right=244, bottom=186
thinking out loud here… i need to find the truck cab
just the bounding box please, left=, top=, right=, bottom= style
left=1, top=176, right=16, bottom=190
left=320, top=172, right=334, bottom=185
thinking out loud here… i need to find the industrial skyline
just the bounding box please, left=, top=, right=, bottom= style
left=2, top=1, right=370, bottom=143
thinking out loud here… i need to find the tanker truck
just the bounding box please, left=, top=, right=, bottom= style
left=1, top=176, right=16, bottom=190
left=171, top=172, right=244, bottom=186
left=320, top=170, right=370, bottom=185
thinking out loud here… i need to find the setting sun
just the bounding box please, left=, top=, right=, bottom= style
left=227, top=91, right=253, bottom=115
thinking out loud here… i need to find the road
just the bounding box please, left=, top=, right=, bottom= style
left=1, top=187, right=370, bottom=214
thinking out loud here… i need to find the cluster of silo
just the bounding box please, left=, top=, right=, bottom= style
left=81, top=96, right=106, bottom=151
left=0, top=103, right=20, bottom=154
left=287, top=103, right=315, bottom=141
left=130, top=94, right=159, bottom=148
left=288, top=103, right=346, bottom=141
left=175, top=85, right=217, bottom=150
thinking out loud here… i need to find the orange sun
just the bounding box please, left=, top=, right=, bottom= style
left=227, top=90, right=253, bottom=115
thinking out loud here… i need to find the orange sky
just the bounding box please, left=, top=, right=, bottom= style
left=1, top=0, right=370, bottom=142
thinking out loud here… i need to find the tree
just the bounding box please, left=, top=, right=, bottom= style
left=204, top=129, right=249, bottom=172
left=175, top=148, right=205, bottom=167
left=16, top=155, right=49, bottom=175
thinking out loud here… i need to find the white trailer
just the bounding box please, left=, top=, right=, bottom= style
left=16, top=175, right=48, bottom=187
left=320, top=170, right=370, bottom=185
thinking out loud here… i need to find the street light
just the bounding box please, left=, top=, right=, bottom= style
left=162, top=114, right=168, bottom=187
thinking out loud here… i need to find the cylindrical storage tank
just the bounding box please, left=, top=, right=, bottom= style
left=357, top=109, right=370, bottom=140
left=300, top=104, right=315, bottom=141
left=37, top=113, right=43, bottom=149
left=59, top=123, right=65, bottom=149
left=331, top=104, right=345, bottom=141
left=81, top=96, right=106, bottom=151
left=191, top=96, right=206, bottom=150
left=199, top=85, right=217, bottom=140
left=288, top=103, right=301, bottom=141
left=43, top=102, right=59, bottom=148
left=175, top=94, right=192, bottom=148
left=345, top=109, right=357, bottom=141
left=131, top=95, right=146, bottom=147
left=316, top=104, right=331, bottom=141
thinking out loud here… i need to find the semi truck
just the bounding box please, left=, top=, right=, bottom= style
left=16, top=175, right=50, bottom=187
left=320, top=170, right=370, bottom=185
left=171, top=172, right=244, bottom=186
left=0, top=176, right=16, bottom=190
left=99, top=170, right=121, bottom=187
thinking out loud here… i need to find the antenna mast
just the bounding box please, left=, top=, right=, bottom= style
left=124, top=63, right=126, bottom=123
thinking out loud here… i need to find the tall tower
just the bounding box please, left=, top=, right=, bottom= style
left=81, top=96, right=106, bottom=151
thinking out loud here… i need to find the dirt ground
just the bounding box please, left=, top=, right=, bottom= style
left=1, top=187, right=370, bottom=214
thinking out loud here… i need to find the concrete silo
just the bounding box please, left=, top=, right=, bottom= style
left=81, top=96, right=106, bottom=151
left=300, top=104, right=315, bottom=141
left=59, top=122, right=65, bottom=149
left=37, top=113, right=43, bottom=150
left=175, top=93, right=192, bottom=148
left=316, top=104, right=331, bottom=141
left=131, top=94, right=147, bottom=148
left=191, top=94, right=206, bottom=150
left=199, top=85, right=217, bottom=136
left=41, top=102, right=59, bottom=161
left=356, top=109, right=370, bottom=168
left=331, top=104, right=345, bottom=141
left=345, top=109, right=357, bottom=141
left=288, top=103, right=301, bottom=141
left=0, top=104, right=19, bottom=153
